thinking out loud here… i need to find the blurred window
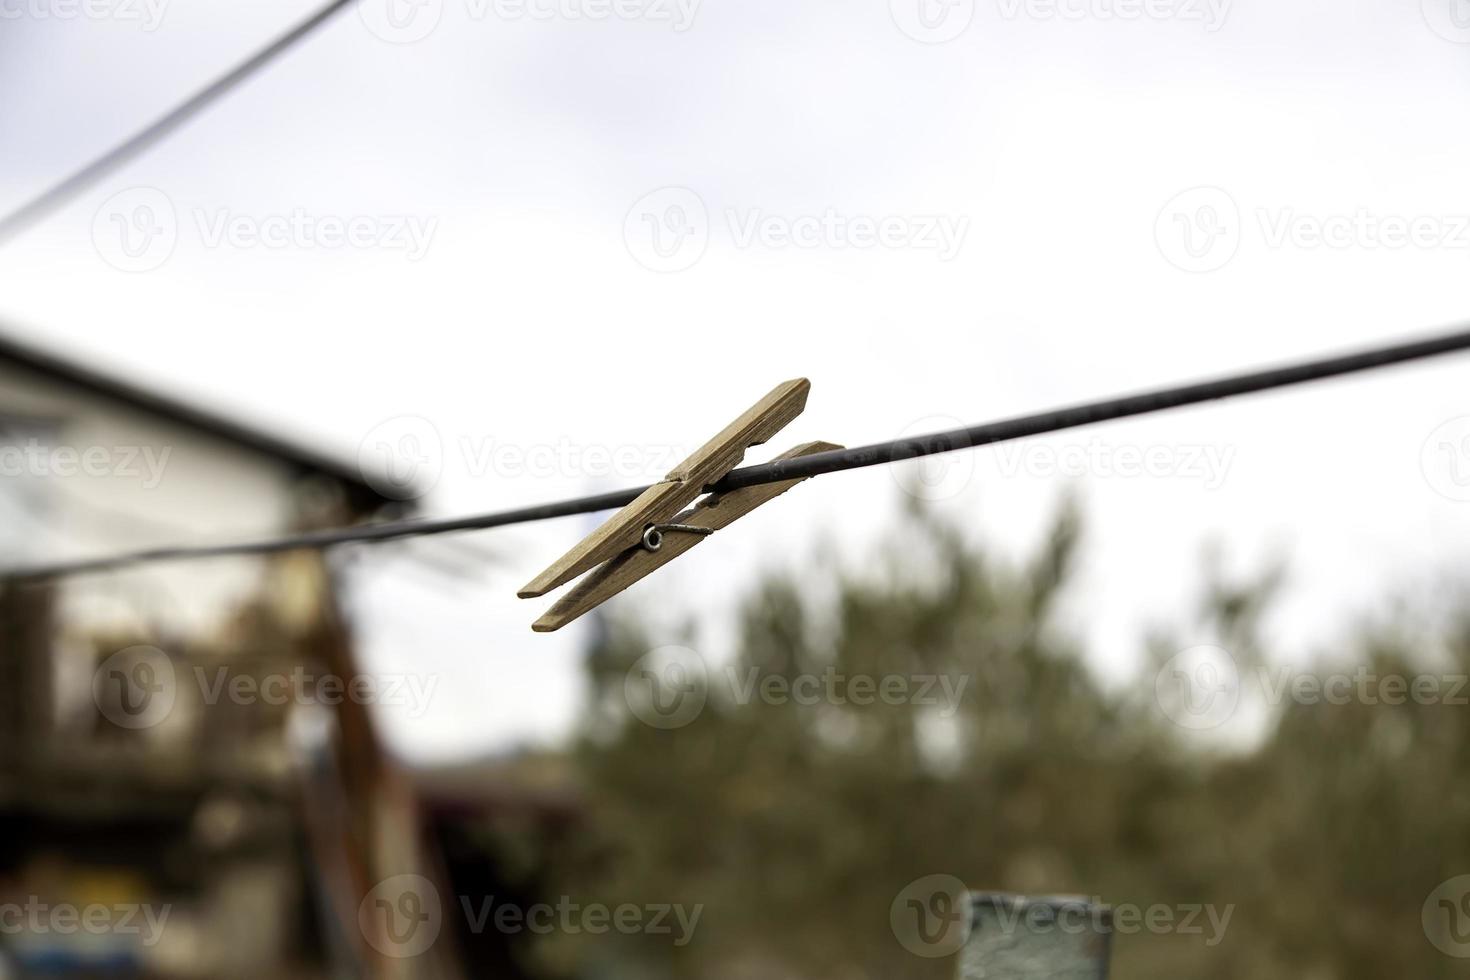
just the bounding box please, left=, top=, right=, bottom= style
left=0, top=413, right=57, bottom=562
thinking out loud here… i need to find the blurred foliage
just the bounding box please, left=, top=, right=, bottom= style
left=506, top=498, right=1470, bottom=980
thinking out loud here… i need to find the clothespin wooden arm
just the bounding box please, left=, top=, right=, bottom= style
left=518, top=379, right=811, bottom=599
left=531, top=441, right=841, bottom=632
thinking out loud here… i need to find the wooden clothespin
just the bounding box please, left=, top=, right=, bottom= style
left=519, top=379, right=839, bottom=632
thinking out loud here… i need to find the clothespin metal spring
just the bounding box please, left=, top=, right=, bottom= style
left=641, top=523, right=715, bottom=553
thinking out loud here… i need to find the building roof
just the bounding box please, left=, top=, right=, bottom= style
left=0, top=326, right=413, bottom=513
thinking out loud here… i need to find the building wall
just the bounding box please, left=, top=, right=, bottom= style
left=0, top=359, right=315, bottom=638
left=0, top=358, right=436, bottom=979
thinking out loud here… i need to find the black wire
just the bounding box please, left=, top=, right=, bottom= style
left=4, top=487, right=653, bottom=582
left=7, top=325, right=1470, bottom=582
left=0, top=0, right=354, bottom=245
left=717, top=325, right=1470, bottom=488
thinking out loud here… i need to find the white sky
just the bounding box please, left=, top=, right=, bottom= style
left=3, top=0, right=1470, bottom=761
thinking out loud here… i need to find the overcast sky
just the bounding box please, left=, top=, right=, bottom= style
left=3, top=0, right=1470, bottom=761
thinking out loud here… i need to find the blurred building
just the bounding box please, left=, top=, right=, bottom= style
left=0, top=329, right=460, bottom=979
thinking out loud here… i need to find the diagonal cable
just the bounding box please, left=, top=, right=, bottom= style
left=0, top=0, right=354, bottom=245
left=5, top=325, right=1470, bottom=582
